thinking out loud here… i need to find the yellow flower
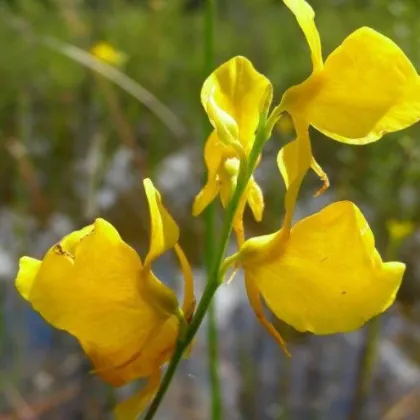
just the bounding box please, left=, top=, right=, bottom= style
left=193, top=56, right=271, bottom=243
left=15, top=179, right=194, bottom=420
left=91, top=41, right=127, bottom=66
left=387, top=219, right=415, bottom=242
left=239, top=201, right=404, bottom=337
left=228, top=140, right=405, bottom=353
left=278, top=0, right=420, bottom=192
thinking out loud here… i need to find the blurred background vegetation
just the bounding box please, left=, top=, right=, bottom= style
left=1, top=0, right=420, bottom=419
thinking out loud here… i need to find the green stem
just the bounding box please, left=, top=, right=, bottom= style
left=207, top=302, right=222, bottom=418
left=348, top=317, right=381, bottom=420
left=143, top=115, right=268, bottom=420
left=204, top=0, right=215, bottom=65
left=203, top=0, right=222, bottom=418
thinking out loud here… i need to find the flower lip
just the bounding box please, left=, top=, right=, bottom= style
left=239, top=200, right=405, bottom=335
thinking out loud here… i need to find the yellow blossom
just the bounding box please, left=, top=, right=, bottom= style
left=193, top=56, right=271, bottom=243
left=387, top=219, right=415, bottom=242
left=239, top=201, right=404, bottom=338
left=91, top=41, right=127, bottom=66
left=278, top=0, right=420, bottom=191
left=15, top=178, right=194, bottom=420
left=227, top=136, right=405, bottom=353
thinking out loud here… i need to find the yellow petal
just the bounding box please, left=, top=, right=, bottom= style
left=241, top=201, right=404, bottom=334
left=139, top=271, right=180, bottom=319
left=247, top=177, right=264, bottom=222
left=114, top=370, right=161, bottom=420
left=84, top=314, right=178, bottom=387
left=387, top=219, right=415, bottom=242
left=91, top=42, right=126, bottom=66
left=277, top=117, right=312, bottom=230
left=174, top=244, right=195, bottom=321
left=310, top=156, right=329, bottom=196
left=26, top=218, right=176, bottom=385
left=142, top=179, right=182, bottom=318
left=218, top=158, right=240, bottom=208
left=233, top=209, right=246, bottom=246
left=192, top=178, right=220, bottom=217
left=201, top=56, right=272, bottom=153
left=230, top=184, right=248, bottom=246
left=283, top=0, right=323, bottom=71
left=204, top=131, right=229, bottom=179
left=278, top=140, right=300, bottom=190
left=144, top=178, right=180, bottom=267
left=193, top=131, right=236, bottom=216
left=307, top=27, right=420, bottom=144
left=245, top=275, right=290, bottom=356
left=206, top=94, right=241, bottom=148
left=60, top=224, right=95, bottom=255
left=15, top=257, right=41, bottom=301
